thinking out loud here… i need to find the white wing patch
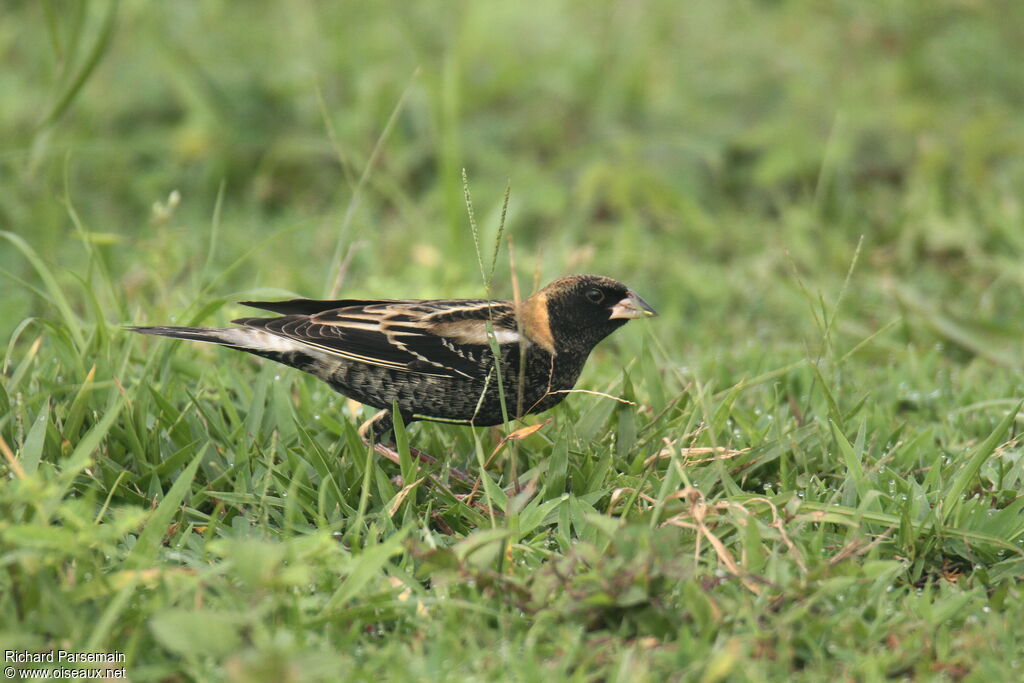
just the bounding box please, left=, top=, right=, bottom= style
left=426, top=321, right=520, bottom=346
left=221, top=329, right=311, bottom=354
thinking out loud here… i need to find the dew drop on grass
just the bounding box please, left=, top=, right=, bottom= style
left=274, top=375, right=281, bottom=381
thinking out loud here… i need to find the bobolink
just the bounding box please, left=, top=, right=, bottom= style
left=132, top=274, right=657, bottom=441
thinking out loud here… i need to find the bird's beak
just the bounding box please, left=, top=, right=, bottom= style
left=609, top=290, right=658, bottom=320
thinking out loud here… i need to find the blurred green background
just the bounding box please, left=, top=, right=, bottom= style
left=3, top=1, right=1024, bottom=679
left=5, top=0, right=1022, bottom=353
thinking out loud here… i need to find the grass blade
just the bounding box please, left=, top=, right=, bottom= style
left=127, top=446, right=206, bottom=568
left=941, top=402, right=1022, bottom=524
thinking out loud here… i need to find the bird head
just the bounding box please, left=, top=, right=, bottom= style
left=520, top=274, right=657, bottom=354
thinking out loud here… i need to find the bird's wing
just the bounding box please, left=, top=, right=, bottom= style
left=233, top=299, right=522, bottom=379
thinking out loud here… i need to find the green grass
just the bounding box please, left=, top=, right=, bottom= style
left=3, top=1, right=1024, bottom=680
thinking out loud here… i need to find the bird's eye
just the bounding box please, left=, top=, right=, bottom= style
left=585, top=288, right=605, bottom=304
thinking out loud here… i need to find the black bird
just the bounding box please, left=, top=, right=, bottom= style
left=131, top=274, right=657, bottom=442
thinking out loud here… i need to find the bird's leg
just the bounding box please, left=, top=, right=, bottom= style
left=358, top=409, right=394, bottom=443
left=359, top=410, right=404, bottom=470
left=358, top=409, right=475, bottom=486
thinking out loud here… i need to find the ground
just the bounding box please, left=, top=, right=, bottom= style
left=1, top=1, right=1023, bottom=680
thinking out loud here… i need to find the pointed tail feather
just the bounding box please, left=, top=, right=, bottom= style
left=128, top=325, right=308, bottom=354
left=128, top=326, right=238, bottom=345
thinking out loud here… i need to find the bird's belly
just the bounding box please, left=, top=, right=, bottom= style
left=311, top=350, right=584, bottom=427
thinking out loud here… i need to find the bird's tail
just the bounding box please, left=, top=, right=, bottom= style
left=128, top=325, right=309, bottom=354
left=129, top=326, right=240, bottom=346
left=131, top=325, right=324, bottom=385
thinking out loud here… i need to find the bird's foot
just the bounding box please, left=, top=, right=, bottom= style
left=372, top=442, right=476, bottom=487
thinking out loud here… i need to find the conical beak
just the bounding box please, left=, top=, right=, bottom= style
left=609, top=290, right=658, bottom=320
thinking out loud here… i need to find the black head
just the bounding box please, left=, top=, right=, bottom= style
left=535, top=274, right=657, bottom=354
